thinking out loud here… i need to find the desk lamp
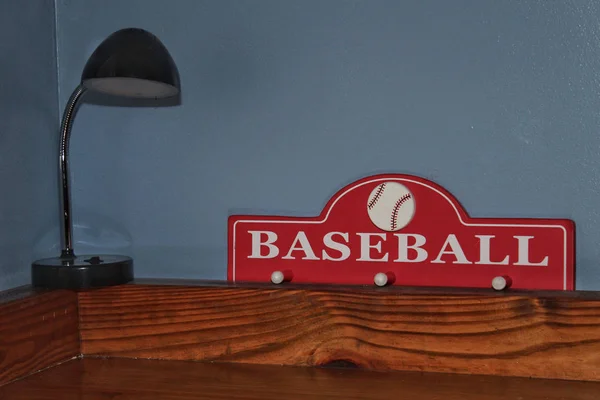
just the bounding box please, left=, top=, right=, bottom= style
left=32, top=28, right=180, bottom=289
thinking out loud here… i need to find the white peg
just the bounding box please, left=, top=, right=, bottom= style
left=374, top=272, right=389, bottom=287
left=271, top=271, right=285, bottom=284
left=492, top=276, right=511, bottom=291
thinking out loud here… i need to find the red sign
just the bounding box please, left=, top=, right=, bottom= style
left=227, top=174, right=575, bottom=290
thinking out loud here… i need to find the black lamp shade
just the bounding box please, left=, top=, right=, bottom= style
left=81, top=28, right=180, bottom=99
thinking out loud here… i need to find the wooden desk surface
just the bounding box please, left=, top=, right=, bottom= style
left=1, top=357, right=599, bottom=400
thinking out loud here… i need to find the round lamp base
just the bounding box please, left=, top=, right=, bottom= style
left=32, top=255, right=133, bottom=290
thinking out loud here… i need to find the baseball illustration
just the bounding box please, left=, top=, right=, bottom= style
left=367, top=181, right=415, bottom=232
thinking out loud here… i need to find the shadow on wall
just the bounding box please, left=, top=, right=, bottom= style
left=31, top=210, right=225, bottom=281
left=32, top=209, right=133, bottom=259
left=0, top=246, right=31, bottom=289
left=130, top=245, right=226, bottom=280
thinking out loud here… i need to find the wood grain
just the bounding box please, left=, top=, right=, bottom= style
left=2, top=357, right=600, bottom=400
left=78, top=283, right=600, bottom=382
left=0, top=286, right=79, bottom=386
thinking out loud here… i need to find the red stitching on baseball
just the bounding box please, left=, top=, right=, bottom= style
left=368, top=183, right=386, bottom=210
left=391, top=194, right=412, bottom=230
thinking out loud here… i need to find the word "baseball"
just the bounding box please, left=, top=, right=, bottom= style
left=247, top=230, right=549, bottom=266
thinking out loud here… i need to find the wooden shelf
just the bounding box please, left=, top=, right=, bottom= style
left=2, top=357, right=600, bottom=399
left=2, top=279, right=600, bottom=398
left=0, top=286, right=78, bottom=386
left=78, top=279, right=600, bottom=382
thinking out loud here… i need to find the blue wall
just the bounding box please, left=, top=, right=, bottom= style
left=54, top=0, right=600, bottom=289
left=0, top=0, right=59, bottom=290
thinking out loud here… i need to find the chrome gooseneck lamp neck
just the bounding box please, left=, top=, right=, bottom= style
left=59, top=84, right=87, bottom=259
left=33, top=82, right=134, bottom=289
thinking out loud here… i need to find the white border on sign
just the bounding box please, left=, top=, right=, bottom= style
left=232, top=177, right=569, bottom=289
